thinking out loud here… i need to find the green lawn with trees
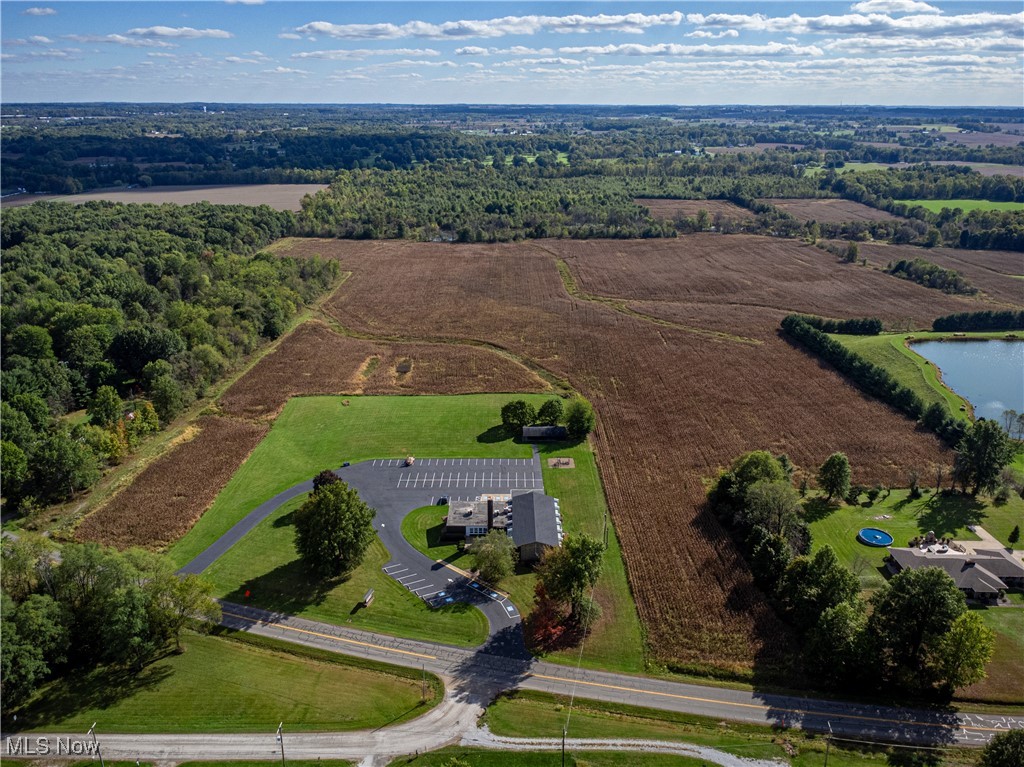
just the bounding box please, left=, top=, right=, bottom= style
left=12, top=630, right=438, bottom=733
left=202, top=495, right=489, bottom=647
left=169, top=394, right=553, bottom=567
left=900, top=199, right=1024, bottom=213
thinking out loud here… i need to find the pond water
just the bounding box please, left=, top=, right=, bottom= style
left=912, top=340, right=1024, bottom=421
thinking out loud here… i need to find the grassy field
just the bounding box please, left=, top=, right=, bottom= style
left=170, top=394, right=552, bottom=567
left=899, top=199, right=1024, bottom=213
left=829, top=332, right=1013, bottom=421
left=389, top=749, right=711, bottom=767
left=203, top=495, right=489, bottom=647
left=806, top=488, right=1024, bottom=590
left=13, top=630, right=439, bottom=733
left=477, top=691, right=976, bottom=767
left=965, top=607, right=1024, bottom=704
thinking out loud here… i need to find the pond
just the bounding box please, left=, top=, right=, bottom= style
left=912, top=340, right=1024, bottom=421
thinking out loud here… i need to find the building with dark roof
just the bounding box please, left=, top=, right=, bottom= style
left=522, top=425, right=568, bottom=441
left=887, top=547, right=1024, bottom=600
left=509, top=491, right=562, bottom=562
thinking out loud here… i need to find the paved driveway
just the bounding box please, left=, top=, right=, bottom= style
left=180, top=448, right=544, bottom=657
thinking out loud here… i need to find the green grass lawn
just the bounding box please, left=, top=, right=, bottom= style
left=203, top=495, right=489, bottom=647
left=965, top=607, right=1024, bottom=704
left=12, top=630, right=439, bottom=733
left=898, top=199, right=1024, bottom=213
left=807, top=488, right=1024, bottom=591
left=477, top=691, right=964, bottom=767
left=390, top=748, right=710, bottom=767
left=401, top=505, right=464, bottom=566
left=170, top=394, right=553, bottom=567
left=828, top=332, right=1015, bottom=421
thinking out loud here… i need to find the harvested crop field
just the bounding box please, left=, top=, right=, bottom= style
left=941, top=131, right=1024, bottom=148
left=15, top=184, right=327, bottom=211
left=760, top=198, right=901, bottom=223
left=856, top=243, right=1024, bottom=306
left=75, top=417, right=268, bottom=550
left=635, top=199, right=753, bottom=222
left=219, top=320, right=548, bottom=418
left=266, top=235, right=986, bottom=673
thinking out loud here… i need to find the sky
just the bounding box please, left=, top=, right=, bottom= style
left=2, top=1, right=1022, bottom=105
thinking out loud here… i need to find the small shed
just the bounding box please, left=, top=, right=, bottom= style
left=522, top=425, right=568, bottom=441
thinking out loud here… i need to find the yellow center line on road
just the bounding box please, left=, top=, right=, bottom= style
left=221, top=610, right=438, bottom=661
left=526, top=673, right=1007, bottom=735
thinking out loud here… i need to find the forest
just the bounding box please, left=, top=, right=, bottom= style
left=0, top=201, right=338, bottom=509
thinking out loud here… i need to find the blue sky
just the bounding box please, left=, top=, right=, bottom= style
left=2, top=1, right=1022, bottom=105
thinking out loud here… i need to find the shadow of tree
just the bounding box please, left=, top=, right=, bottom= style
left=223, top=558, right=344, bottom=615
left=803, top=497, right=836, bottom=522
left=476, top=425, right=511, bottom=444
left=914, top=493, right=987, bottom=538
left=10, top=656, right=175, bottom=729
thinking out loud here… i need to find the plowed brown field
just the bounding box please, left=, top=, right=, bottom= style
left=266, top=234, right=991, bottom=672
left=760, top=198, right=901, bottom=223
left=636, top=199, right=753, bottom=222
left=75, top=417, right=268, bottom=550
left=856, top=243, right=1024, bottom=306
left=219, top=320, right=548, bottom=418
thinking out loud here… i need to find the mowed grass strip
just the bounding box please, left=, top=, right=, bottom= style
left=478, top=691, right=967, bottom=767
left=203, top=496, right=489, bottom=647
left=899, top=199, right=1024, bottom=213
left=390, top=748, right=710, bottom=767
left=170, top=394, right=551, bottom=567
left=16, top=630, right=439, bottom=733
left=826, top=332, right=1011, bottom=421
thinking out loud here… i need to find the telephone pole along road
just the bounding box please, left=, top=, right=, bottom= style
left=218, top=601, right=1023, bottom=748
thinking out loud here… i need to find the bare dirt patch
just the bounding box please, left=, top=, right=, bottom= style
left=266, top=236, right=973, bottom=672
left=547, top=457, right=576, bottom=468
left=760, top=198, right=901, bottom=223
left=636, top=199, right=753, bottom=222
left=13, top=184, right=328, bottom=211
left=75, top=417, right=268, bottom=550
left=218, top=320, right=548, bottom=419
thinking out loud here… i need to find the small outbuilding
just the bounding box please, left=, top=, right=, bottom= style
left=522, top=425, right=568, bottom=441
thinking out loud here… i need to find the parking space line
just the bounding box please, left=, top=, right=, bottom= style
left=397, top=573, right=420, bottom=581
left=405, top=578, right=426, bottom=587
left=383, top=564, right=404, bottom=572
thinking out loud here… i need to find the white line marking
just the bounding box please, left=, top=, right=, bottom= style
left=397, top=573, right=420, bottom=581
left=405, top=579, right=427, bottom=587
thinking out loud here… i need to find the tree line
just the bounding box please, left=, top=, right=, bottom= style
left=932, top=310, right=1024, bottom=332
left=885, top=258, right=977, bottom=295
left=1, top=201, right=338, bottom=511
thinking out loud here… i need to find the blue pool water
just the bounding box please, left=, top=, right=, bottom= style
left=858, top=527, right=894, bottom=547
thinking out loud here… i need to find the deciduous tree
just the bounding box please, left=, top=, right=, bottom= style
left=501, top=399, right=537, bottom=433
left=956, top=419, right=1016, bottom=495
left=294, top=481, right=376, bottom=578
left=564, top=397, right=596, bottom=439
left=473, top=529, right=517, bottom=584
left=818, top=452, right=852, bottom=502
left=931, top=611, right=995, bottom=692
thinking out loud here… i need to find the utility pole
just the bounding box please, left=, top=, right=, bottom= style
left=421, top=665, right=427, bottom=702
left=87, top=723, right=105, bottom=767
left=276, top=722, right=285, bottom=767
left=561, top=726, right=567, bottom=767
left=824, top=721, right=833, bottom=767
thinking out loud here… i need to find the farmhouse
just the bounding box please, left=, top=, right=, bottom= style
left=522, top=425, right=568, bottom=441
left=886, top=547, right=1024, bottom=600
left=509, top=491, right=563, bottom=563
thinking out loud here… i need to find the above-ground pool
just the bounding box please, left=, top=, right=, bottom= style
left=858, top=527, right=894, bottom=547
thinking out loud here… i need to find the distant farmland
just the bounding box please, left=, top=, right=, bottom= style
left=899, top=199, right=1024, bottom=213
left=2, top=184, right=327, bottom=211
left=636, top=198, right=753, bottom=222
left=759, top=198, right=901, bottom=222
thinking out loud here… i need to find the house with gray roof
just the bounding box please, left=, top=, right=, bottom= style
left=887, top=547, right=1024, bottom=600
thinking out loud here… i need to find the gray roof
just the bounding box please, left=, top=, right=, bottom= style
left=510, top=491, right=561, bottom=549
left=522, top=425, right=568, bottom=440
left=888, top=548, right=1019, bottom=595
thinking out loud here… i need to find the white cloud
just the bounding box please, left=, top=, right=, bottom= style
left=64, top=34, right=176, bottom=49
left=263, top=66, right=309, bottom=75
left=850, top=0, right=941, bottom=14
left=278, top=32, right=302, bottom=40
left=146, top=52, right=177, bottom=58
left=454, top=45, right=555, bottom=56
left=560, top=42, right=824, bottom=57
left=293, top=12, right=684, bottom=40
left=225, top=0, right=265, bottom=4
left=684, top=30, right=739, bottom=39
left=824, top=35, right=1024, bottom=54
left=292, top=47, right=440, bottom=60
left=225, top=56, right=261, bottom=64
left=22, top=7, right=56, bottom=16
left=686, top=11, right=1024, bottom=38
left=127, top=26, right=233, bottom=39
